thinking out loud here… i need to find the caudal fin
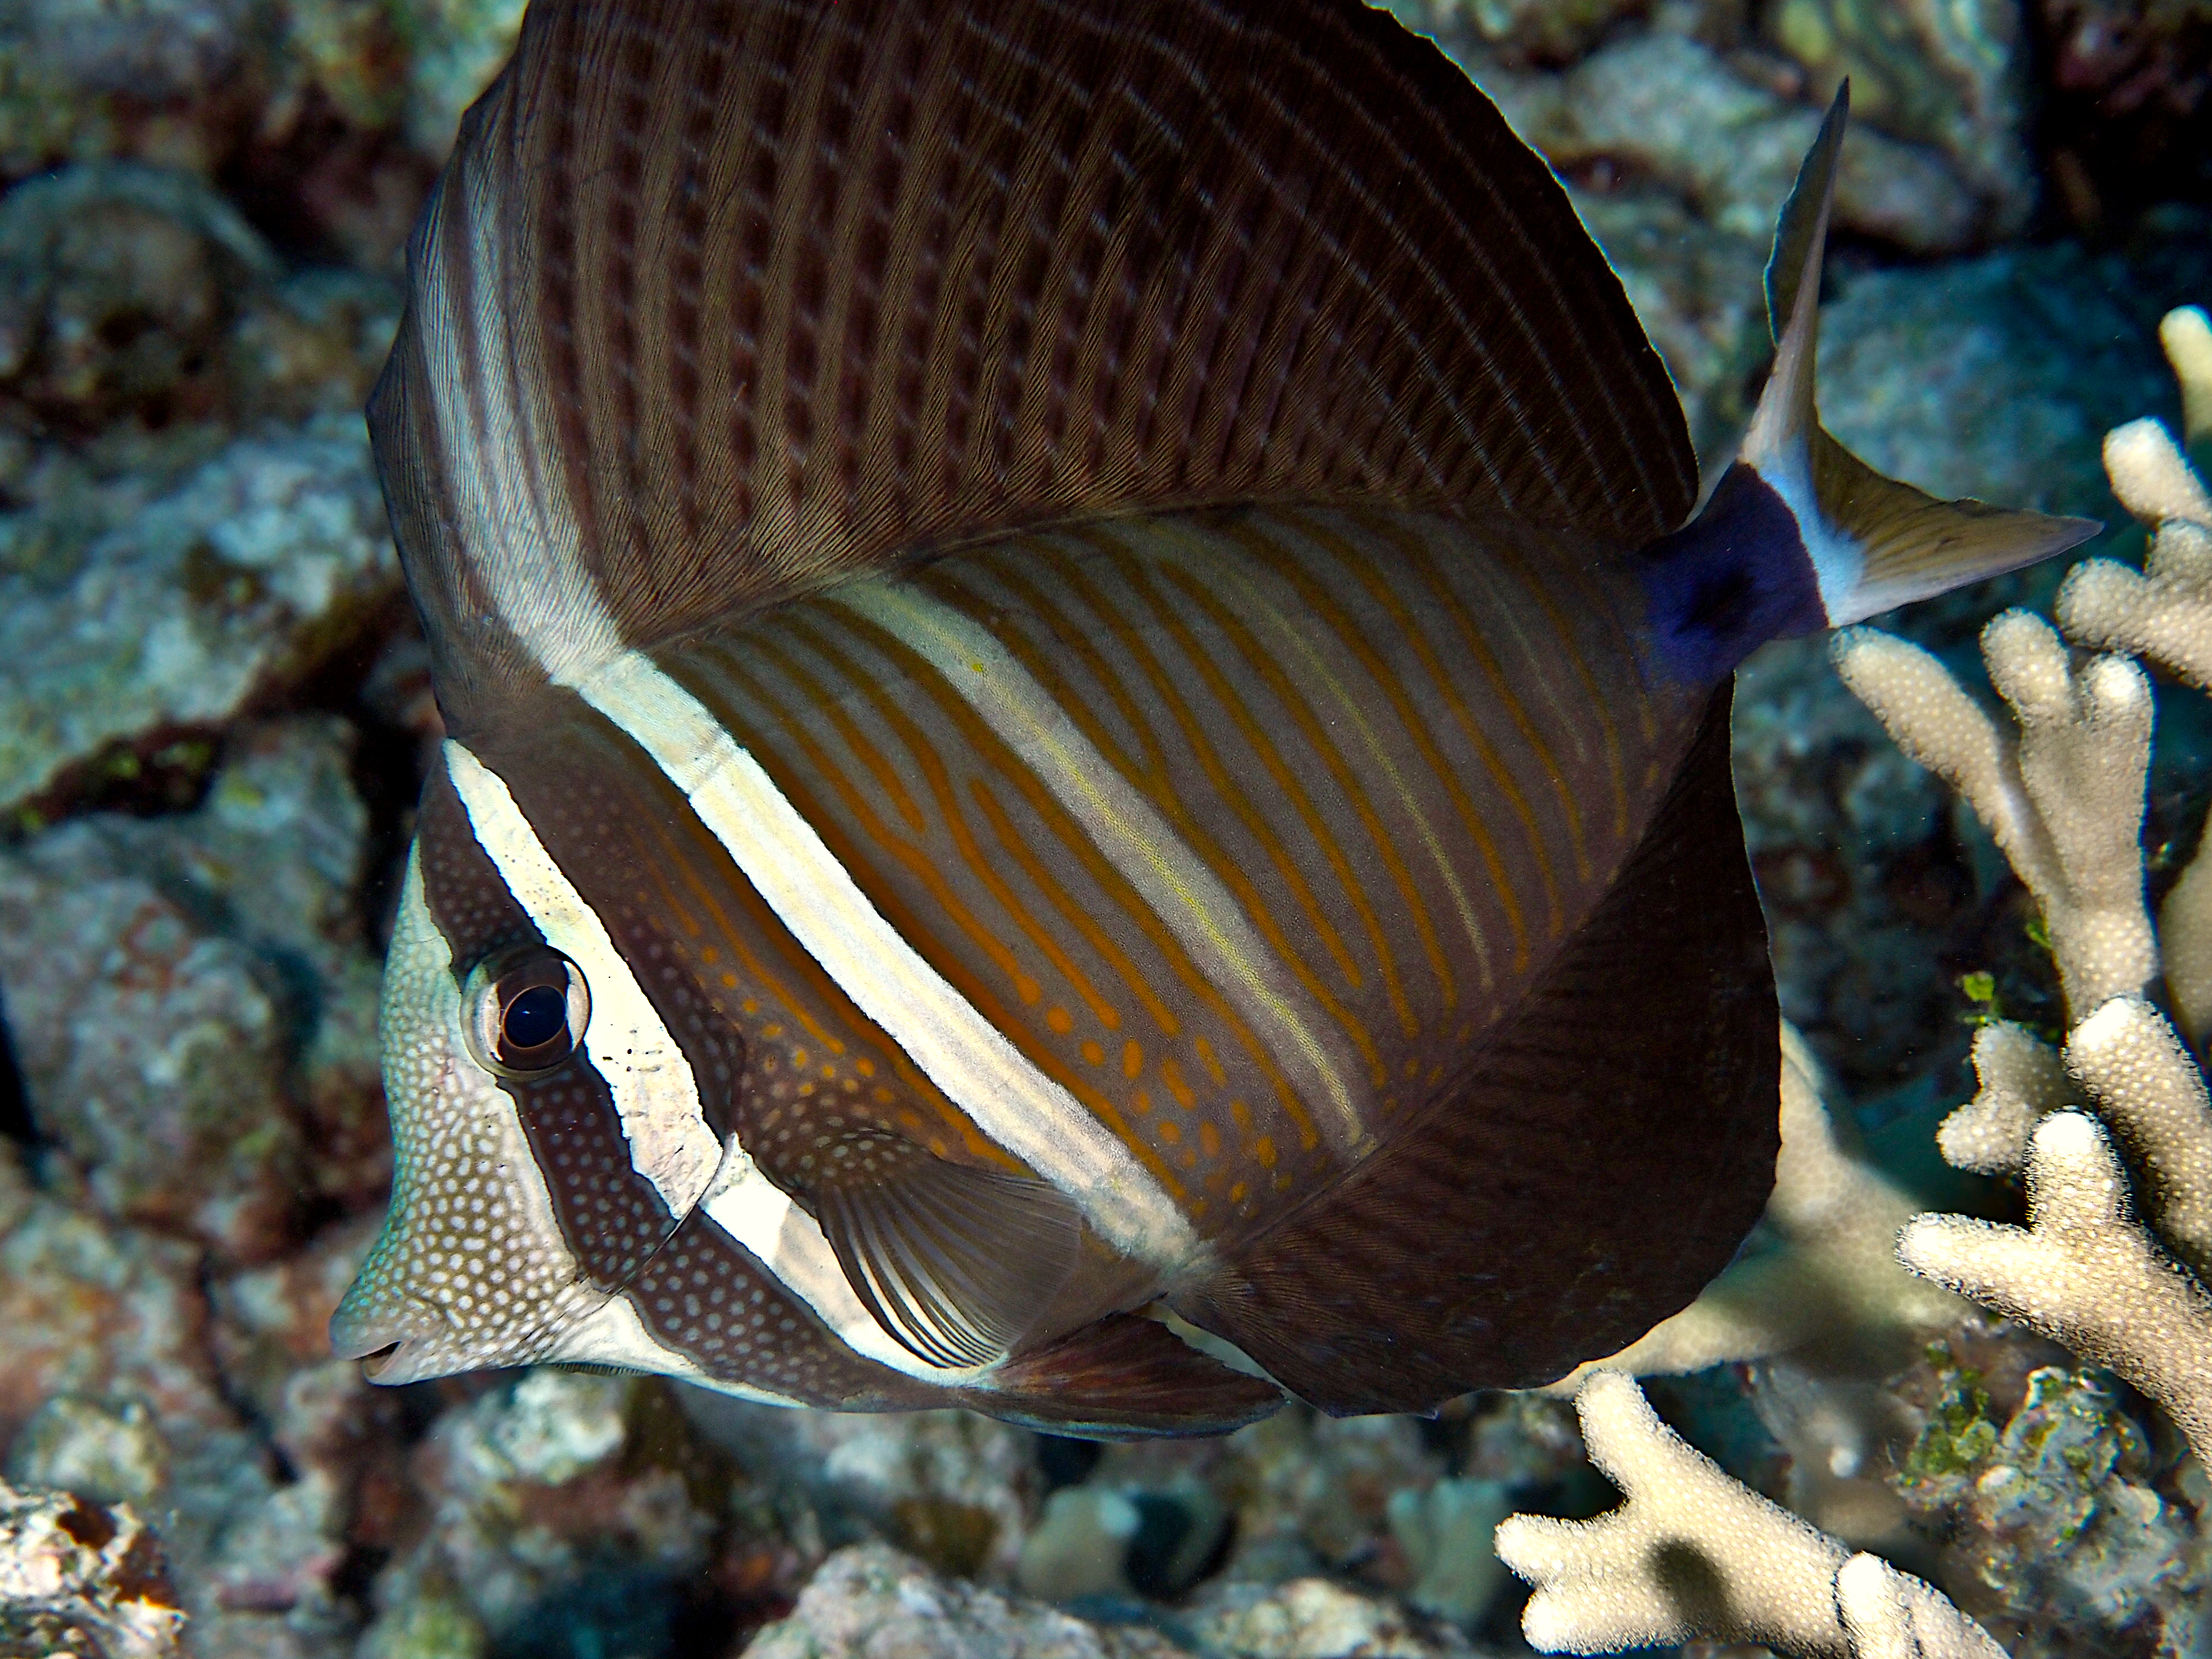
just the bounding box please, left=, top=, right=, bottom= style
left=1641, top=87, right=2097, bottom=681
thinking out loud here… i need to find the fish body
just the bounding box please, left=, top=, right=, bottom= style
left=333, top=0, right=2092, bottom=1433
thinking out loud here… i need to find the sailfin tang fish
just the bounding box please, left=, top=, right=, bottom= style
left=331, top=1, right=2095, bottom=1434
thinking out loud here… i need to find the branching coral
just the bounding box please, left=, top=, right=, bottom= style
left=1498, top=312, right=2212, bottom=1657
left=1493, top=1372, right=2001, bottom=1658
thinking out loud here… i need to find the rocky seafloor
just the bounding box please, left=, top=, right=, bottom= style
left=1, top=0, right=2210, bottom=1655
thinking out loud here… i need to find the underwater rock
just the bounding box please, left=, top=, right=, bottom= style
left=748, top=1543, right=1189, bottom=1659
left=1068, top=1404, right=1447, bottom=1595
left=1761, top=0, right=2033, bottom=233
left=1730, top=633, right=1987, bottom=1103
left=357, top=1371, right=743, bottom=1659
left=270, top=0, right=528, bottom=160
left=0, top=0, right=523, bottom=264
left=681, top=1393, right=1039, bottom=1585
left=1015, top=1481, right=1229, bottom=1606
left=1895, top=1361, right=2212, bottom=1656
left=0, top=825, right=303, bottom=1259
left=1182, top=1577, right=1474, bottom=1659
left=0, top=0, right=254, bottom=180
left=1384, top=1479, right=1514, bottom=1631
left=0, top=1476, right=187, bottom=1659
left=5, top=1397, right=170, bottom=1513
left=0, top=415, right=399, bottom=820
left=208, top=1219, right=383, bottom=1425
left=0, top=717, right=386, bottom=1261
left=1567, top=186, right=1771, bottom=459
left=388, top=0, right=531, bottom=160
left=1017, top=1487, right=1147, bottom=1603
left=1820, top=241, right=2201, bottom=530
left=0, top=164, right=279, bottom=436
left=0, top=1145, right=234, bottom=1451
left=1446, top=27, right=1988, bottom=254
left=2037, top=0, right=2212, bottom=233
left=1381, top=0, right=1647, bottom=66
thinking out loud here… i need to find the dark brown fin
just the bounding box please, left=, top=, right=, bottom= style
left=1734, top=85, right=2096, bottom=625
left=1172, top=685, right=1779, bottom=1416
left=957, top=1313, right=1286, bottom=1439
left=812, top=1132, right=1083, bottom=1369
left=370, top=0, right=1694, bottom=730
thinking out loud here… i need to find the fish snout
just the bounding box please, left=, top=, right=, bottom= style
left=328, top=1287, right=433, bottom=1384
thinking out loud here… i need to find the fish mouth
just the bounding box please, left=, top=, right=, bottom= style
left=328, top=1302, right=414, bottom=1380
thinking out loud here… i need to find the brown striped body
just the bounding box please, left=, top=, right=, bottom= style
left=652, top=506, right=1691, bottom=1237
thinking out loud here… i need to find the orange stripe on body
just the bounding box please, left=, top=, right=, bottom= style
left=1260, top=511, right=1537, bottom=968
left=1065, top=532, right=1420, bottom=1041
left=923, top=556, right=1385, bottom=1085
left=695, top=631, right=1190, bottom=1197
left=1145, top=545, right=1457, bottom=1018
left=832, top=603, right=1333, bottom=1157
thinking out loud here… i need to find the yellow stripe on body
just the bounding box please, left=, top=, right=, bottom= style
left=1298, top=510, right=1571, bottom=935
left=1182, top=518, right=1495, bottom=992
left=1083, top=539, right=1425, bottom=1043
left=1147, top=546, right=1468, bottom=1009
left=1360, top=511, right=1600, bottom=884
left=687, top=635, right=1169, bottom=1187
left=1262, top=513, right=1541, bottom=965
left=833, top=581, right=1374, bottom=1159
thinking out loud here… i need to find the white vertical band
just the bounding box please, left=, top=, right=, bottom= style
left=444, top=741, right=724, bottom=1217
left=834, top=581, right=1371, bottom=1156
left=571, top=649, right=1204, bottom=1275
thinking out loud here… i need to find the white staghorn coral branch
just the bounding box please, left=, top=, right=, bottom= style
left=2065, top=996, right=2212, bottom=1271
left=2161, top=845, right=2212, bottom=1053
left=2101, top=417, right=2211, bottom=527
left=2058, top=515, right=2212, bottom=692
left=1936, top=1021, right=2071, bottom=1176
left=1833, top=618, right=2155, bottom=1014
left=2164, top=306, right=2212, bottom=449
left=1835, top=1553, right=2007, bottom=1659
left=1899, top=1111, right=2212, bottom=1463
left=1496, top=1372, right=1851, bottom=1656
left=1493, top=1374, right=1997, bottom=1658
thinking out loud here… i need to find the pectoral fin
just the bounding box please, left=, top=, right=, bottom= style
left=814, top=1134, right=1084, bottom=1370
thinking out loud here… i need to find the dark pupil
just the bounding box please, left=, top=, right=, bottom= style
left=502, top=984, right=569, bottom=1052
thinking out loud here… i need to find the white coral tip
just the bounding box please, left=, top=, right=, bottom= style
left=2105, top=417, right=2211, bottom=526
left=2163, top=305, right=2212, bottom=445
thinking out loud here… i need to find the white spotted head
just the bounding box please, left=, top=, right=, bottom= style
left=330, top=838, right=610, bottom=1382
left=333, top=745, right=728, bottom=1385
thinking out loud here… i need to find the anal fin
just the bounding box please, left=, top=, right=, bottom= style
left=1172, top=685, right=1780, bottom=1416
left=815, top=1134, right=1083, bottom=1370
left=958, top=1313, right=1286, bottom=1439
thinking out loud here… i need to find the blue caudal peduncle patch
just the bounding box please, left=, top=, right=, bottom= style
left=1637, top=461, right=1828, bottom=683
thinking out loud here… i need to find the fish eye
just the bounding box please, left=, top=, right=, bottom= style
left=462, top=947, right=590, bottom=1078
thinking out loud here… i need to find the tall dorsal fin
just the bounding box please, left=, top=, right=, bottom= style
left=369, top=0, right=1695, bottom=733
